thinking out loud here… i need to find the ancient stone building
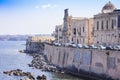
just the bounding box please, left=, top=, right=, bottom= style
left=93, top=1, right=120, bottom=46
left=62, top=9, right=72, bottom=43
left=26, top=36, right=55, bottom=43
left=61, top=9, right=93, bottom=44
left=70, top=17, right=93, bottom=44
left=54, top=25, right=63, bottom=43
left=26, top=36, right=55, bottom=53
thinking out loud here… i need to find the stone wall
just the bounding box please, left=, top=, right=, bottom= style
left=26, top=41, right=44, bottom=53
left=44, top=44, right=120, bottom=79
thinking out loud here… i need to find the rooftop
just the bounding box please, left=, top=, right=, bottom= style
left=102, top=1, right=116, bottom=13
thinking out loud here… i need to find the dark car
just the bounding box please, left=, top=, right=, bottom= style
left=106, top=46, right=114, bottom=50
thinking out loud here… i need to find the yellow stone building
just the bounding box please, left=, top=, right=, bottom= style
left=55, top=9, right=93, bottom=45
left=27, top=36, right=55, bottom=42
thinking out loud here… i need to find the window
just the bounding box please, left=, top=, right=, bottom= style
left=72, top=38, right=73, bottom=41
left=83, top=26, right=84, bottom=32
left=79, top=27, right=81, bottom=35
left=111, top=19, right=116, bottom=29
left=118, top=15, right=120, bottom=27
left=101, top=21, right=104, bottom=30
left=83, top=38, right=85, bottom=43
left=77, top=39, right=79, bottom=44
left=106, top=20, right=108, bottom=30
left=97, top=21, right=99, bottom=30
left=114, top=20, right=116, bottom=26
left=59, top=29, right=61, bottom=31
left=73, top=28, right=76, bottom=35
left=115, top=35, right=116, bottom=38
left=112, top=20, right=114, bottom=29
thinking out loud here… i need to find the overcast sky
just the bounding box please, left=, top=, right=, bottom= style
left=0, top=0, right=120, bottom=35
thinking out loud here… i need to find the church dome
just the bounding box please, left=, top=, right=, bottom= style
left=102, top=1, right=116, bottom=13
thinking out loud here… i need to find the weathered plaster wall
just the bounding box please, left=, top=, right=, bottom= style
left=44, top=44, right=120, bottom=79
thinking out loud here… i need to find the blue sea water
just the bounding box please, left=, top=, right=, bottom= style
left=0, top=41, right=84, bottom=80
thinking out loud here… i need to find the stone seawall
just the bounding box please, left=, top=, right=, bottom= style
left=26, top=41, right=44, bottom=53
left=44, top=44, right=120, bottom=80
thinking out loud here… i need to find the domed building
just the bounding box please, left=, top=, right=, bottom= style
left=102, top=1, right=116, bottom=13
left=93, top=1, right=120, bottom=46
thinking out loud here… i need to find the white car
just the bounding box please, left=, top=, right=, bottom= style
left=82, top=44, right=89, bottom=49
left=89, top=45, right=97, bottom=49
left=98, top=45, right=106, bottom=50
left=54, top=43, right=61, bottom=46
left=113, top=45, right=120, bottom=51
left=77, top=44, right=83, bottom=48
left=71, top=43, right=77, bottom=47
left=65, top=43, right=71, bottom=47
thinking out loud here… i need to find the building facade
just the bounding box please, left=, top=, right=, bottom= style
left=93, top=1, right=120, bottom=46
left=62, top=9, right=72, bottom=44
left=70, top=17, right=93, bottom=44
left=26, top=36, right=55, bottom=43
left=26, top=36, right=55, bottom=53
left=55, top=9, right=93, bottom=45
left=54, top=25, right=63, bottom=43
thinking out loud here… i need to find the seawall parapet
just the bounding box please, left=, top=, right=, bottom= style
left=44, top=43, right=120, bottom=80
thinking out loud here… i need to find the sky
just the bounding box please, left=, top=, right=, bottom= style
left=0, top=0, right=120, bottom=35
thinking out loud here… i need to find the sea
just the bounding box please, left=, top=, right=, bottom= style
left=0, top=41, right=85, bottom=80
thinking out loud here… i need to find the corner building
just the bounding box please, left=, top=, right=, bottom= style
left=54, top=25, right=63, bottom=43
left=94, top=1, right=120, bottom=46
left=62, top=9, right=93, bottom=45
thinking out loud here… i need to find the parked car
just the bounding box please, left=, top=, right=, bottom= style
left=106, top=46, right=114, bottom=50
left=71, top=43, right=77, bottom=47
left=53, top=43, right=61, bottom=46
left=65, top=43, right=71, bottom=47
left=113, top=45, right=120, bottom=51
left=77, top=44, right=83, bottom=48
left=69, top=42, right=77, bottom=48
left=82, top=44, right=89, bottom=49
left=98, top=45, right=106, bottom=50
left=89, top=45, right=97, bottom=49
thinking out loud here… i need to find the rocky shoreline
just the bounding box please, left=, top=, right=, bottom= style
left=28, top=53, right=63, bottom=73
left=3, top=53, right=64, bottom=80
left=3, top=69, right=46, bottom=80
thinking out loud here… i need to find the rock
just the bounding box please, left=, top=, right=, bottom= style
left=36, top=75, right=47, bottom=80
left=41, top=75, right=46, bottom=80
left=13, top=71, right=20, bottom=76
left=28, top=64, right=33, bottom=67
left=3, top=71, right=10, bottom=75
left=24, top=78, right=33, bottom=80
left=26, top=72, right=34, bottom=80
left=36, top=75, right=42, bottom=80
left=3, top=69, right=35, bottom=80
left=29, top=53, right=59, bottom=74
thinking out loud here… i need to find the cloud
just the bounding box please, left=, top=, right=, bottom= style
left=41, top=4, right=57, bottom=9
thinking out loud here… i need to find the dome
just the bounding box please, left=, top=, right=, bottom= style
left=102, top=1, right=116, bottom=13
